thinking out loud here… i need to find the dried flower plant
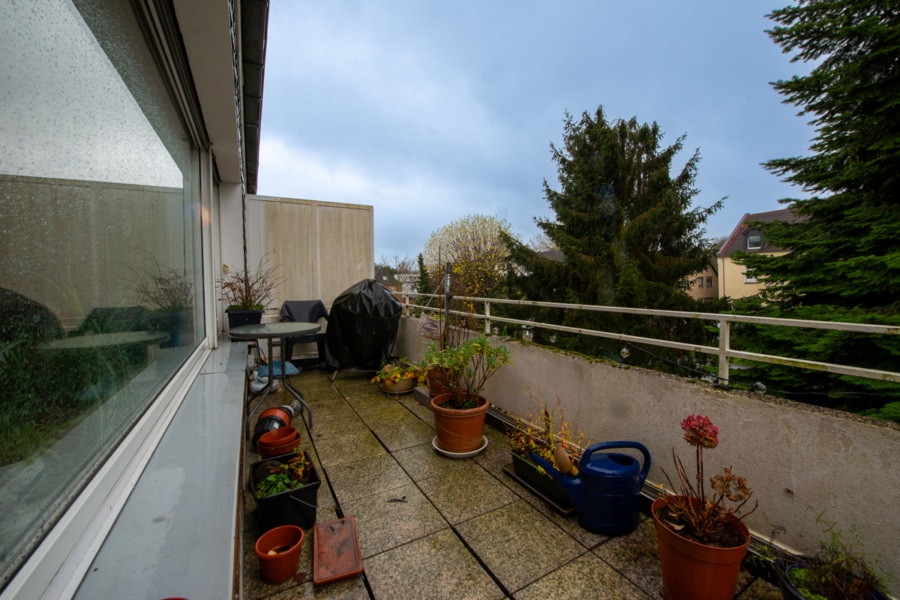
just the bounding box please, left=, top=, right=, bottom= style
left=134, top=257, right=192, bottom=313
left=217, top=253, right=281, bottom=310
left=507, top=392, right=585, bottom=476
left=659, top=414, right=757, bottom=546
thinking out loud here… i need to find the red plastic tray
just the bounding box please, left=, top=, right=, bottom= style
left=312, top=517, right=363, bottom=585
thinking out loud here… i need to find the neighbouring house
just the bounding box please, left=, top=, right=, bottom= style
left=686, top=262, right=718, bottom=301
left=716, top=208, right=799, bottom=299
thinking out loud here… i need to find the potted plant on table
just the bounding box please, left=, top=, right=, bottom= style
left=774, top=515, right=889, bottom=600
left=218, top=253, right=281, bottom=331
left=371, top=358, right=425, bottom=394
left=506, top=393, right=585, bottom=510
left=652, top=414, right=758, bottom=600
left=429, top=334, right=510, bottom=456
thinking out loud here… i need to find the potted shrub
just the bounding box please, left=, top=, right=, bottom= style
left=774, top=516, right=889, bottom=600
left=133, top=257, right=193, bottom=347
left=652, top=414, right=758, bottom=600
left=505, top=393, right=585, bottom=509
left=250, top=449, right=321, bottom=531
left=429, top=335, right=510, bottom=455
left=371, top=358, right=425, bottom=394
left=218, top=253, right=281, bottom=331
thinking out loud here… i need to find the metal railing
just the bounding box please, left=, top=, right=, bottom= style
left=401, top=293, right=900, bottom=387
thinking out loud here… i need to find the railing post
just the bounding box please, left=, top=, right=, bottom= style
left=718, top=317, right=730, bottom=386
left=484, top=301, right=491, bottom=336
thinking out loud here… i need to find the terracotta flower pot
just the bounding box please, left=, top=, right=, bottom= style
left=430, top=393, right=488, bottom=453
left=258, top=427, right=299, bottom=446
left=651, top=496, right=750, bottom=600
left=426, top=367, right=451, bottom=397
left=254, top=524, right=305, bottom=585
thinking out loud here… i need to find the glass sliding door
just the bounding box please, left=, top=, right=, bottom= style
left=0, top=0, right=204, bottom=588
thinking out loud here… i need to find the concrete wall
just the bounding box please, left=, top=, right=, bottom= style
left=247, top=195, right=374, bottom=309
left=394, top=316, right=900, bottom=592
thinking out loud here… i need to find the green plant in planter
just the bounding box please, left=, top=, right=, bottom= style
left=217, top=253, right=281, bottom=311
left=780, top=514, right=889, bottom=600
left=433, top=335, right=511, bottom=409
left=371, top=358, right=425, bottom=385
left=506, top=392, right=585, bottom=475
left=254, top=450, right=313, bottom=500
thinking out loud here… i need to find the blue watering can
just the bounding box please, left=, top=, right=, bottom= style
left=532, top=441, right=651, bottom=535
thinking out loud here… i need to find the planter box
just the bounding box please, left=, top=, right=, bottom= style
left=505, top=453, right=574, bottom=514
left=227, top=309, right=263, bottom=334
left=250, top=453, right=321, bottom=531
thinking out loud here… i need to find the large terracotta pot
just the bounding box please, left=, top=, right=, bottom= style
left=254, top=524, right=305, bottom=585
left=651, top=496, right=750, bottom=600
left=426, top=367, right=451, bottom=397
left=430, top=393, right=488, bottom=453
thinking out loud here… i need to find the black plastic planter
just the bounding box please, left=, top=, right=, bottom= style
left=250, top=453, right=321, bottom=531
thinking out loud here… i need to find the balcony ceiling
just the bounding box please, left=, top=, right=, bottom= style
left=173, top=0, right=268, bottom=192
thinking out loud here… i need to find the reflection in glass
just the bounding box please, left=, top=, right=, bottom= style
left=0, top=0, right=202, bottom=586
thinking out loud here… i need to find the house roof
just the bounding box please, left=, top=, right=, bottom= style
left=717, top=208, right=800, bottom=257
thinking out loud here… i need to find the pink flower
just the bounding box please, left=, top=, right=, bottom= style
left=681, top=414, right=719, bottom=449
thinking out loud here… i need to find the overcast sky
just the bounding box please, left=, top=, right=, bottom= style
left=257, top=1, right=814, bottom=263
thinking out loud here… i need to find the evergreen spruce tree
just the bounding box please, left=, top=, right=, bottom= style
left=732, top=1, right=900, bottom=413
left=503, top=106, right=724, bottom=363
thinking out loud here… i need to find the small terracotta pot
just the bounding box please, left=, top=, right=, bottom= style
left=430, top=393, right=488, bottom=453
left=255, top=524, right=305, bottom=585
left=651, top=496, right=749, bottom=600
left=259, top=438, right=301, bottom=458
left=258, top=427, right=300, bottom=446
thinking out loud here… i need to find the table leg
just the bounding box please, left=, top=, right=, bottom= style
left=280, top=336, right=313, bottom=429
left=245, top=337, right=279, bottom=439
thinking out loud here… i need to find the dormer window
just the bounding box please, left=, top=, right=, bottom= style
left=747, top=234, right=762, bottom=250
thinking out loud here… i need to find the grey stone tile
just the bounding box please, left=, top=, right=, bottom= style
left=326, top=453, right=413, bottom=505
left=593, top=516, right=663, bottom=598
left=736, top=577, right=783, bottom=599
left=356, top=401, right=414, bottom=426
left=522, top=494, right=609, bottom=549
left=314, top=429, right=387, bottom=469
left=364, top=529, right=505, bottom=600
left=340, top=483, right=448, bottom=558
left=417, top=463, right=518, bottom=524
left=370, top=417, right=436, bottom=452
left=391, top=442, right=471, bottom=482
left=455, top=499, right=585, bottom=593
left=515, top=552, right=649, bottom=600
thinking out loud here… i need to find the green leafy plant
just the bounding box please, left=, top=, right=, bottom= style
left=428, top=335, right=511, bottom=409
left=254, top=450, right=313, bottom=500
left=659, top=414, right=757, bottom=546
left=506, top=392, right=585, bottom=476
left=786, top=515, right=888, bottom=600
left=217, top=253, right=281, bottom=311
left=371, top=359, right=425, bottom=384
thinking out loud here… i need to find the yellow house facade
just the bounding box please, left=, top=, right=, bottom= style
left=716, top=208, right=797, bottom=300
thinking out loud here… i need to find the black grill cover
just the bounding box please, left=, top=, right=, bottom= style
left=324, top=279, right=402, bottom=371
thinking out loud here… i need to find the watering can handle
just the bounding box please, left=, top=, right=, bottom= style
left=582, top=441, right=652, bottom=485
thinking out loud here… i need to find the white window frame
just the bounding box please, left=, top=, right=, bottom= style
left=747, top=234, right=762, bottom=250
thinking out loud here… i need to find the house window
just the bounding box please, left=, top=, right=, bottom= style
left=696, top=278, right=704, bottom=287
left=0, top=0, right=203, bottom=583
left=744, top=269, right=758, bottom=283
left=747, top=234, right=762, bottom=250
left=706, top=277, right=713, bottom=288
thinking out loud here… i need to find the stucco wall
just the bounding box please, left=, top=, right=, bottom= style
left=395, top=316, right=900, bottom=592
